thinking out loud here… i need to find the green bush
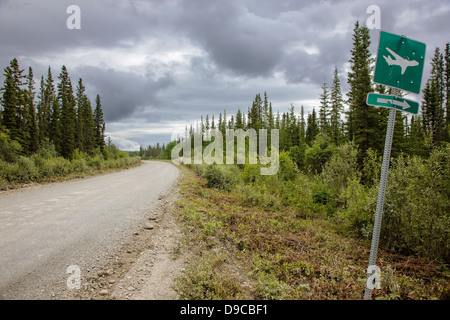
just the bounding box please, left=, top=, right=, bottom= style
left=37, top=139, right=58, bottom=159
left=16, top=156, right=38, bottom=182
left=50, top=157, right=72, bottom=175
left=338, top=178, right=376, bottom=239
left=304, top=135, right=335, bottom=174
left=362, top=148, right=382, bottom=186
left=88, top=153, right=104, bottom=170
left=0, top=131, right=22, bottom=163
left=289, top=145, right=306, bottom=169
left=203, top=165, right=239, bottom=192
left=277, top=152, right=298, bottom=181
left=71, top=158, right=89, bottom=173
left=382, top=146, right=450, bottom=260
left=241, top=163, right=261, bottom=184
left=321, top=141, right=360, bottom=196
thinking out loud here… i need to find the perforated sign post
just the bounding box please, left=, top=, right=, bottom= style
left=364, top=31, right=426, bottom=300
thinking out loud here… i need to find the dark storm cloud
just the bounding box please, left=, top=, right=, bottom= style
left=77, top=66, right=174, bottom=122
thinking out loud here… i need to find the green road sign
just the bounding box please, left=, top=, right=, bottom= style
left=367, top=93, right=419, bottom=115
left=373, top=31, right=426, bottom=94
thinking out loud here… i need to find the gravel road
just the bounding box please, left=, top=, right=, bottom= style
left=0, top=161, right=180, bottom=299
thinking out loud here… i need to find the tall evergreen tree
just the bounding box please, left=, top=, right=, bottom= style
left=346, top=21, right=381, bottom=164
left=262, top=91, right=269, bottom=128
left=407, top=115, right=428, bottom=157
left=288, top=105, right=299, bottom=147
left=94, top=94, right=106, bottom=150
left=330, top=67, right=344, bottom=144
left=268, top=102, right=274, bottom=129
left=444, top=43, right=450, bottom=142
left=1, top=58, right=26, bottom=145
left=305, top=108, right=319, bottom=145
left=422, top=77, right=443, bottom=147
left=25, top=67, right=39, bottom=154
left=49, top=98, right=61, bottom=152
left=235, top=109, right=243, bottom=129
left=57, top=65, right=77, bottom=158
left=75, top=78, right=86, bottom=151
left=319, top=81, right=330, bottom=136
left=299, top=106, right=306, bottom=142
left=38, top=67, right=56, bottom=142
left=80, top=94, right=95, bottom=152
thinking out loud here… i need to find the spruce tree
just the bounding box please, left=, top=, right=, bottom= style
left=25, top=67, right=39, bottom=154
left=268, top=103, right=274, bottom=129
left=75, top=78, right=85, bottom=151
left=305, top=108, right=319, bottom=145
left=262, top=91, right=269, bottom=127
left=422, top=77, right=442, bottom=147
left=319, top=81, right=330, bottom=136
left=429, top=47, right=445, bottom=146
left=57, top=65, right=77, bottom=158
left=288, top=105, right=299, bottom=147
left=38, top=67, right=56, bottom=142
left=408, top=115, right=428, bottom=157
left=94, top=94, right=105, bottom=150
left=1, top=58, right=26, bottom=145
left=49, top=98, right=61, bottom=152
left=235, top=109, right=243, bottom=129
left=330, top=67, right=344, bottom=144
left=444, top=43, right=450, bottom=142
left=299, top=106, right=306, bottom=142
left=80, top=94, right=95, bottom=152
left=346, top=21, right=382, bottom=165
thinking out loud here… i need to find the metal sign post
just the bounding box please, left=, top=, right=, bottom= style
left=363, top=30, right=425, bottom=300
left=363, top=88, right=399, bottom=300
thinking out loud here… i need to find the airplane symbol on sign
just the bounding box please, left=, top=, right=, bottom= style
left=383, top=47, right=419, bottom=75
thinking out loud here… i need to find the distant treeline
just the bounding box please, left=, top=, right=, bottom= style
left=129, top=142, right=175, bottom=160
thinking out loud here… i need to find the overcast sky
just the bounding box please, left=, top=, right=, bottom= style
left=1, top=0, right=449, bottom=150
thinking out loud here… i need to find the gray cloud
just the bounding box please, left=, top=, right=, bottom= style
left=0, top=0, right=449, bottom=149
left=77, top=66, right=175, bottom=122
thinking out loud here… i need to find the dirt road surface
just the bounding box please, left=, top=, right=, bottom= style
left=0, top=161, right=184, bottom=300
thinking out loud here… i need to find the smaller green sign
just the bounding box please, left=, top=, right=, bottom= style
left=367, top=93, right=419, bottom=115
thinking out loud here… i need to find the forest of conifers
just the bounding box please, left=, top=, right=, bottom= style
left=0, top=59, right=140, bottom=187
left=165, top=22, right=449, bottom=264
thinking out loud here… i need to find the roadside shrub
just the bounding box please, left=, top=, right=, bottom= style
left=203, top=165, right=239, bottom=192
left=241, top=163, right=261, bottom=184
left=32, top=155, right=55, bottom=177
left=88, top=153, right=104, bottom=170
left=321, top=141, right=360, bottom=197
left=304, top=135, right=335, bottom=174
left=0, top=131, right=22, bottom=163
left=16, top=156, right=37, bottom=182
left=37, top=139, right=58, bottom=159
left=338, top=178, right=376, bottom=239
left=277, top=152, right=298, bottom=181
left=71, top=158, right=89, bottom=173
left=362, top=148, right=382, bottom=186
left=382, top=146, right=450, bottom=260
left=51, top=156, right=72, bottom=176
left=289, top=144, right=306, bottom=169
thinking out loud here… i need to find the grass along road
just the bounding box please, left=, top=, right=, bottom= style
left=174, top=165, right=449, bottom=300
